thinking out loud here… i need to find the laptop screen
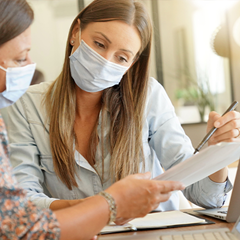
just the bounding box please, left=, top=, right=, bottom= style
left=232, top=215, right=240, bottom=238
left=236, top=220, right=240, bottom=233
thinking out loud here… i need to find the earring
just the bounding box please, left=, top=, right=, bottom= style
left=71, top=40, right=75, bottom=45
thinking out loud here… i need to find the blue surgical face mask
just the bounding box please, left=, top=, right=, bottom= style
left=69, top=37, right=130, bottom=92
left=0, top=63, right=36, bottom=109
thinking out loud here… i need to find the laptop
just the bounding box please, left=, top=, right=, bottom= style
left=159, top=214, right=240, bottom=240
left=196, top=162, right=240, bottom=223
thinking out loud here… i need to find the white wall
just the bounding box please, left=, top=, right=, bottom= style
left=228, top=1, right=240, bottom=108
left=28, top=0, right=79, bottom=82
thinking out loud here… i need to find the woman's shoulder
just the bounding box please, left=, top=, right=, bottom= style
left=147, top=77, right=172, bottom=104
left=145, top=77, right=175, bottom=118
left=18, top=81, right=54, bottom=107
left=9, top=81, right=54, bottom=122
left=26, top=81, right=54, bottom=95
left=148, top=77, right=163, bottom=90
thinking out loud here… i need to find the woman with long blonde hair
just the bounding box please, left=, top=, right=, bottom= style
left=0, top=0, right=186, bottom=239
left=8, top=0, right=240, bottom=217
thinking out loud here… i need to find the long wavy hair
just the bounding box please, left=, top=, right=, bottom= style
left=43, top=0, right=152, bottom=190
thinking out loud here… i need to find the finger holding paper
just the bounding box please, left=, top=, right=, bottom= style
left=113, top=177, right=185, bottom=225
left=106, top=172, right=185, bottom=220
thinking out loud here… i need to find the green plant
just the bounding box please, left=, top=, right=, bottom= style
left=175, top=71, right=215, bottom=122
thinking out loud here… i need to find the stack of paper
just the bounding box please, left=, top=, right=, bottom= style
left=154, top=142, right=240, bottom=187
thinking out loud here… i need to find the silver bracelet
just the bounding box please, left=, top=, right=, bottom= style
left=98, top=191, right=117, bottom=224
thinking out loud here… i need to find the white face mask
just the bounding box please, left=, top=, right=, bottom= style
left=0, top=63, right=36, bottom=109
left=69, top=39, right=129, bottom=92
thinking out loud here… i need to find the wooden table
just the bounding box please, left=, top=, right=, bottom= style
left=98, top=209, right=235, bottom=240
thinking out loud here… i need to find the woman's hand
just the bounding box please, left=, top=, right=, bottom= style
left=206, top=110, right=240, bottom=183
left=207, top=111, right=240, bottom=146
left=105, top=172, right=185, bottom=220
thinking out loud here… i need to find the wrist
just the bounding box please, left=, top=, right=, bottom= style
left=98, top=191, right=117, bottom=224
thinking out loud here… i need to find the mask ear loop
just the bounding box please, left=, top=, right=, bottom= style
left=78, top=29, right=82, bottom=43
left=0, top=65, right=7, bottom=72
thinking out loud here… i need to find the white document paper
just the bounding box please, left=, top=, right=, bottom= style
left=154, top=142, right=240, bottom=187
left=100, top=211, right=205, bottom=234
left=128, top=210, right=205, bottom=228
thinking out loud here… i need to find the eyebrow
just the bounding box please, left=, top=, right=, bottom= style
left=19, top=48, right=31, bottom=54
left=95, top=32, right=112, bottom=43
left=95, top=31, right=134, bottom=56
left=120, top=48, right=134, bottom=56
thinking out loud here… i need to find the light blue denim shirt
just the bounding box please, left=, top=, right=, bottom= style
left=7, top=78, right=232, bottom=210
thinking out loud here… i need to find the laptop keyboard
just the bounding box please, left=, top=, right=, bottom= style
left=160, top=231, right=237, bottom=240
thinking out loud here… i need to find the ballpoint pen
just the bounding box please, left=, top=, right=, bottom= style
left=193, top=100, right=239, bottom=154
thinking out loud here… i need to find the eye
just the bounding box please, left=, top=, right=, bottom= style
left=94, top=41, right=105, bottom=49
left=118, top=56, right=128, bottom=63
left=16, top=59, right=27, bottom=64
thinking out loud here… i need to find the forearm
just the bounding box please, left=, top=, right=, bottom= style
left=50, top=199, right=84, bottom=211
left=55, top=195, right=109, bottom=240
left=208, top=167, right=228, bottom=183
left=183, top=176, right=232, bottom=208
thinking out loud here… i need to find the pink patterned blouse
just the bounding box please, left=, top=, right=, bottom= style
left=0, top=114, right=61, bottom=239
